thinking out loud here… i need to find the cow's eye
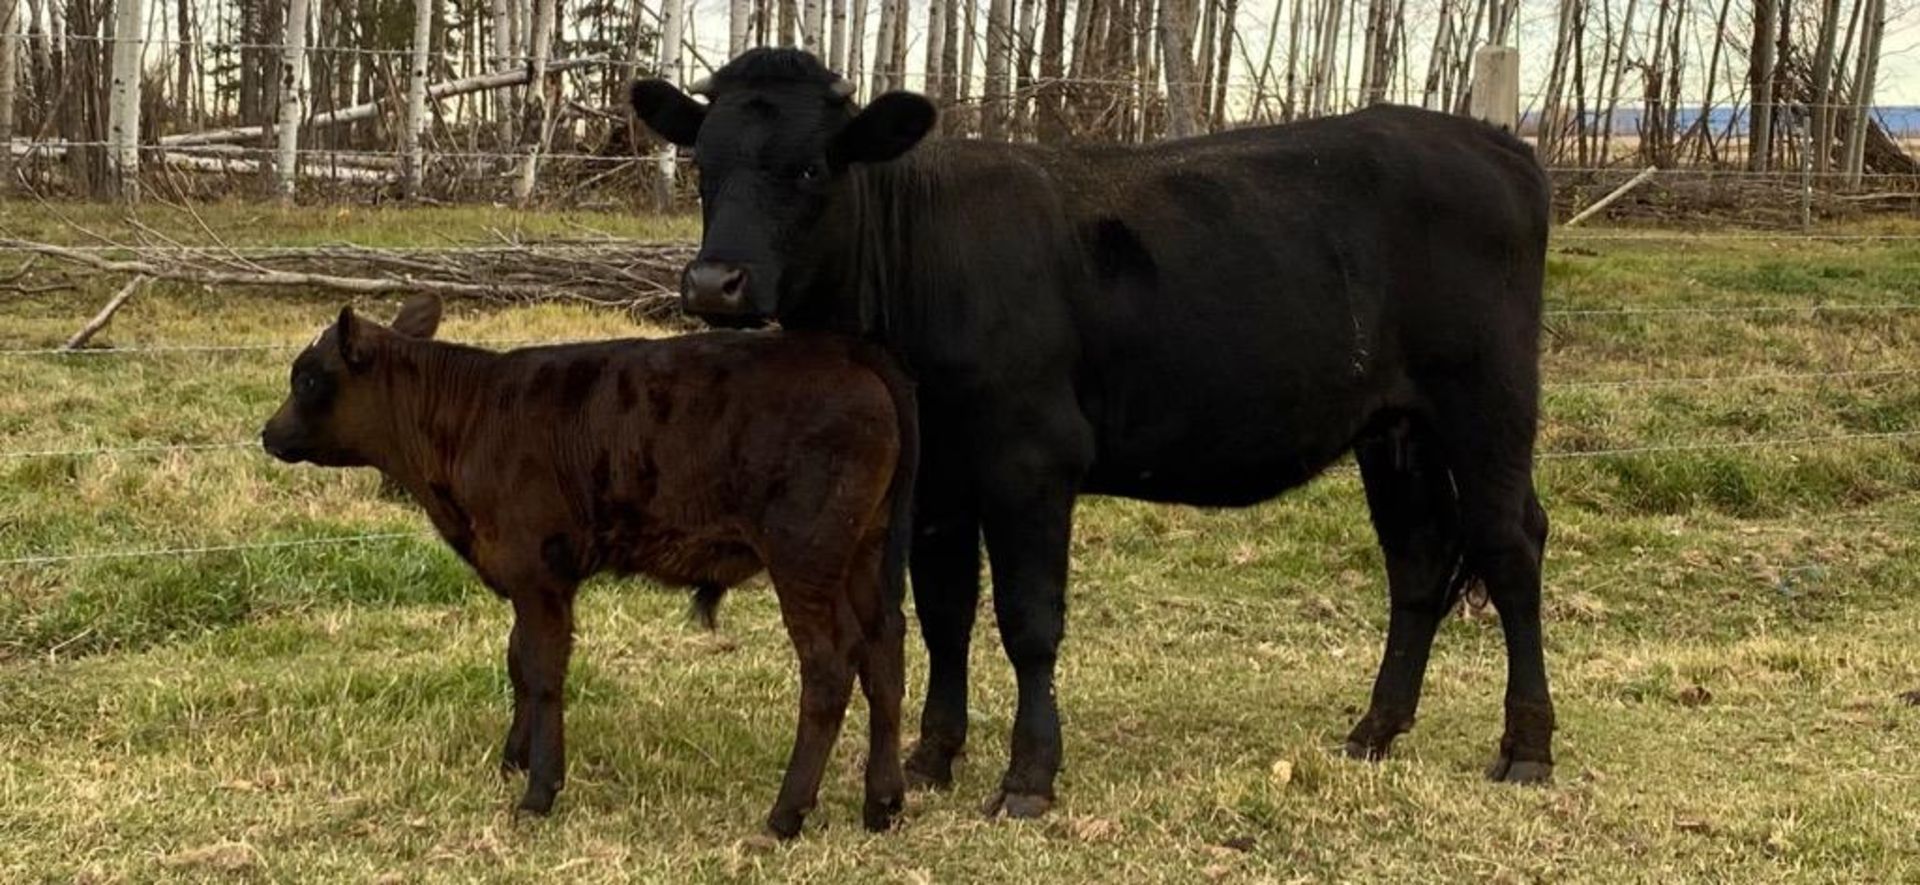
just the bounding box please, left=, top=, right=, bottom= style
left=796, top=163, right=825, bottom=182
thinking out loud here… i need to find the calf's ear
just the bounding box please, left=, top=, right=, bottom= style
left=335, top=307, right=372, bottom=371
left=831, top=92, right=936, bottom=165
left=391, top=295, right=442, bottom=340
left=630, top=80, right=706, bottom=148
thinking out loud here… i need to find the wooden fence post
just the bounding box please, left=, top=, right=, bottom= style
left=1468, top=45, right=1519, bottom=131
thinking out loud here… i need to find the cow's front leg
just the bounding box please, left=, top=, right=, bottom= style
left=977, top=426, right=1089, bottom=820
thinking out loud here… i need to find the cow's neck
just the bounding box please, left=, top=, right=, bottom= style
left=784, top=158, right=924, bottom=344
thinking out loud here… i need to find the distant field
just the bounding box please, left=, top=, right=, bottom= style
left=2, top=205, right=1918, bottom=882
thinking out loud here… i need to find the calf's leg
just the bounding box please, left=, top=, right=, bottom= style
left=510, top=588, right=577, bottom=814
left=857, top=600, right=907, bottom=831
left=766, top=582, right=859, bottom=839
left=501, top=621, right=533, bottom=775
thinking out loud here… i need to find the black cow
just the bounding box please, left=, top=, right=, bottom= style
left=631, top=49, right=1554, bottom=818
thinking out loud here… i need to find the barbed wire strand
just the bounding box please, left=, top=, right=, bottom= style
left=3, top=430, right=1915, bottom=565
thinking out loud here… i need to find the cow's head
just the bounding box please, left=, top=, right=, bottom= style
left=260, top=295, right=442, bottom=467
left=630, top=49, right=936, bottom=324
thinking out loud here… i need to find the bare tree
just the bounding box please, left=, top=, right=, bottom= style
left=403, top=0, right=432, bottom=197
left=1748, top=0, right=1776, bottom=171
left=277, top=0, right=312, bottom=202
left=1808, top=0, right=1842, bottom=174
left=982, top=0, right=1011, bottom=138
left=0, top=0, right=17, bottom=189
left=871, top=0, right=895, bottom=92
left=1841, top=0, right=1883, bottom=184
left=511, top=0, right=554, bottom=204
left=927, top=0, right=947, bottom=96
left=847, top=0, right=866, bottom=92
left=107, top=0, right=146, bottom=199
left=1159, top=0, right=1201, bottom=137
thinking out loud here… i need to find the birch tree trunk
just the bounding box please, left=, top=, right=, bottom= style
left=982, top=0, right=1011, bottom=138
left=1211, top=0, right=1236, bottom=126
left=829, top=0, right=846, bottom=68
left=926, top=0, right=946, bottom=96
left=511, top=0, right=554, bottom=204
left=870, top=0, right=895, bottom=93
left=804, top=0, right=823, bottom=54
left=1035, top=0, right=1064, bottom=141
left=403, top=0, right=432, bottom=197
left=107, top=0, right=145, bottom=199
left=491, top=0, right=513, bottom=146
left=1747, top=0, right=1776, bottom=171
left=1841, top=0, right=1883, bottom=185
left=0, top=0, right=17, bottom=189
left=1014, top=0, right=1036, bottom=137
left=277, top=0, right=311, bottom=203
left=731, top=0, right=751, bottom=55
left=888, top=0, right=909, bottom=87
left=847, top=0, right=866, bottom=92
left=1159, top=0, right=1201, bottom=137
left=657, top=0, right=686, bottom=206
left=1808, top=0, right=1842, bottom=174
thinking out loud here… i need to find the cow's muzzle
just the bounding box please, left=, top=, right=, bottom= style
left=681, top=259, right=753, bottom=317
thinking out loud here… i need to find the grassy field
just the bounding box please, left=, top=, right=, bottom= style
left=2, top=204, right=1919, bottom=882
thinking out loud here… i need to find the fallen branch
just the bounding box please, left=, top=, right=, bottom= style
left=0, top=236, right=693, bottom=317
left=160, top=56, right=610, bottom=147
left=64, top=276, right=149, bottom=350
left=1565, top=165, right=1661, bottom=227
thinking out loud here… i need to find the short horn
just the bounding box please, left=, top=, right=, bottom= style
left=687, top=75, right=714, bottom=96
left=829, top=77, right=856, bottom=99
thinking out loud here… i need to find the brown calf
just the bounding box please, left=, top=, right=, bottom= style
left=260, top=296, right=917, bottom=838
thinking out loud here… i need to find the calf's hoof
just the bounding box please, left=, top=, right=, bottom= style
left=863, top=792, right=905, bottom=832
left=1485, top=756, right=1553, bottom=784
left=904, top=742, right=960, bottom=791
left=979, top=790, right=1053, bottom=820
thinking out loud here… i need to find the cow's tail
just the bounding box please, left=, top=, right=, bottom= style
left=690, top=582, right=727, bottom=631
left=858, top=343, right=919, bottom=613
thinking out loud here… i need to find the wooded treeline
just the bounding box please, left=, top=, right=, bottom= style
left=0, top=0, right=1914, bottom=204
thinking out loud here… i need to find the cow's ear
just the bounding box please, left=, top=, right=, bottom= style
left=831, top=92, right=936, bottom=165
left=630, top=79, right=706, bottom=147
left=335, top=306, right=372, bottom=371
left=391, top=295, right=442, bottom=340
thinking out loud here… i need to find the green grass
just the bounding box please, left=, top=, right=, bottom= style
left=3, top=206, right=1920, bottom=881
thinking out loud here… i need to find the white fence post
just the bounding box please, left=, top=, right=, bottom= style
left=1468, top=45, right=1520, bottom=131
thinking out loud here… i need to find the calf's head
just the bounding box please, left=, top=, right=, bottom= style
left=629, top=49, right=936, bottom=324
left=260, top=296, right=442, bottom=467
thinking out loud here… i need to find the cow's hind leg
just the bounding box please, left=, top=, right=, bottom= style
left=1429, top=387, right=1555, bottom=784
left=1346, top=417, right=1466, bottom=761
left=501, top=621, right=533, bottom=776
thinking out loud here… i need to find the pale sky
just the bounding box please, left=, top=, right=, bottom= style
left=673, top=0, right=1920, bottom=106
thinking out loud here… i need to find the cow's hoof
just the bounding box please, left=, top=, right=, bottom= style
left=765, top=807, right=805, bottom=840
left=979, top=790, right=1053, bottom=820
left=1343, top=739, right=1390, bottom=762
left=1485, top=757, right=1553, bottom=785
left=904, top=743, right=959, bottom=791
left=863, top=792, right=904, bottom=832
left=516, top=788, right=557, bottom=817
